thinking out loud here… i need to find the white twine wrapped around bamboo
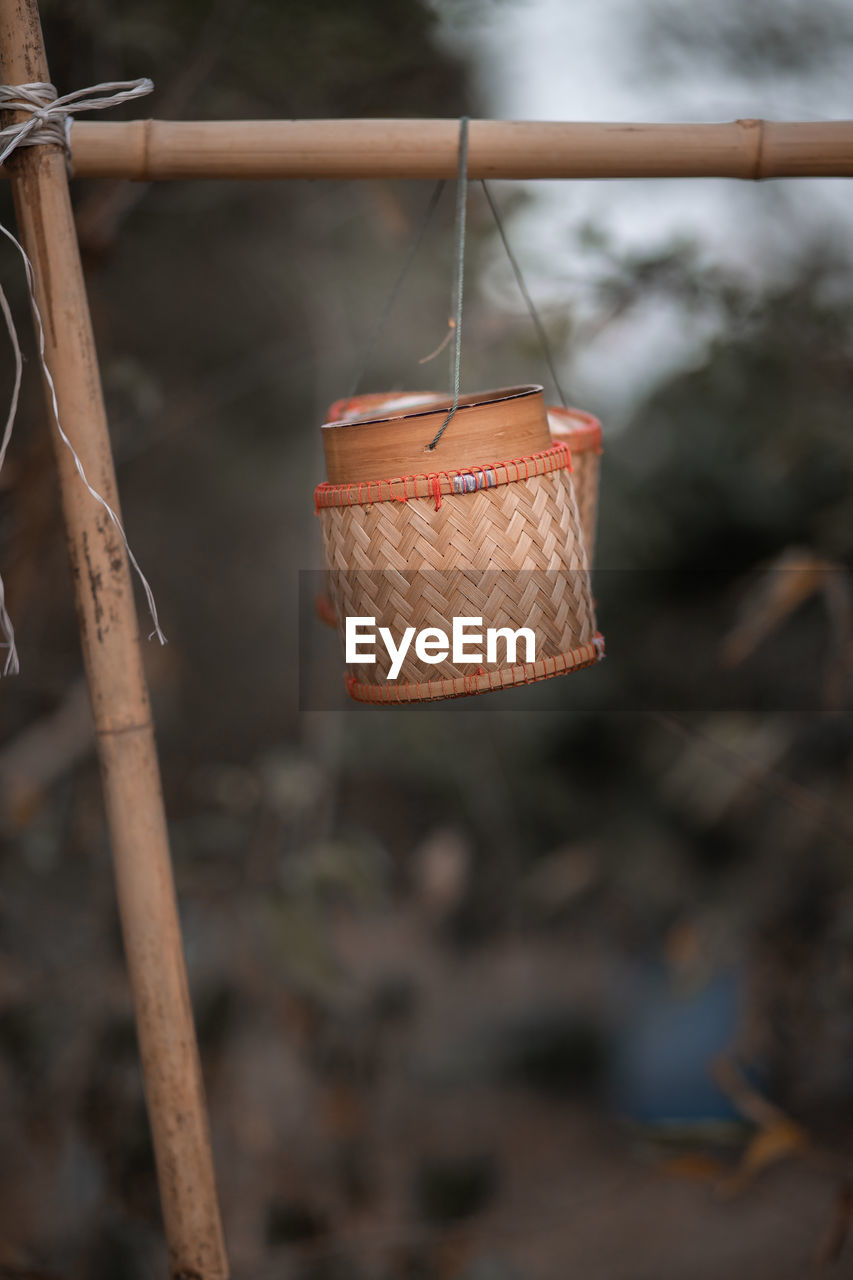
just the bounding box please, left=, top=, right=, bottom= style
left=0, top=75, right=161, bottom=675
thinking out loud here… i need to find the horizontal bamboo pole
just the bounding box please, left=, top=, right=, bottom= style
left=43, top=117, right=853, bottom=181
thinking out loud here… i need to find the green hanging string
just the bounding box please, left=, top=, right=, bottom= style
left=350, top=117, right=570, bottom=446
left=480, top=179, right=570, bottom=412
left=425, top=116, right=469, bottom=452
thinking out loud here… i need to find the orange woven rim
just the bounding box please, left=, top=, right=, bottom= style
left=315, top=440, right=572, bottom=512
left=345, top=633, right=605, bottom=704
left=558, top=423, right=602, bottom=454
left=547, top=406, right=603, bottom=455
left=326, top=392, right=435, bottom=422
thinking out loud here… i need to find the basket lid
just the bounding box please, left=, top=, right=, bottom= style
left=321, top=384, right=550, bottom=485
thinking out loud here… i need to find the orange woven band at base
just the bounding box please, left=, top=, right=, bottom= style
left=344, top=634, right=605, bottom=704
left=315, top=441, right=572, bottom=512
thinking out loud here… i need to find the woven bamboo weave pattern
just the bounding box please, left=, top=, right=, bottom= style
left=546, top=407, right=602, bottom=561
left=319, top=397, right=602, bottom=563
left=571, top=448, right=599, bottom=559
left=319, top=465, right=596, bottom=686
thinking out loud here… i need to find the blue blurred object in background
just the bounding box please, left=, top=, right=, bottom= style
left=610, top=963, right=747, bottom=1126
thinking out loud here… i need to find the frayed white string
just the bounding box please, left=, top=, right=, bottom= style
left=0, top=79, right=154, bottom=169
left=0, top=281, right=23, bottom=674
left=0, top=77, right=164, bottom=675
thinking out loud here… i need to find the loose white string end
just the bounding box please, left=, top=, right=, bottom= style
left=0, top=76, right=163, bottom=673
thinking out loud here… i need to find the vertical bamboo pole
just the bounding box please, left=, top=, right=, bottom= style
left=0, top=2, right=229, bottom=1275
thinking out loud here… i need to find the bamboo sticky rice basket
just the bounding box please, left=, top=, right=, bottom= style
left=325, top=392, right=604, bottom=560
left=315, top=385, right=603, bottom=703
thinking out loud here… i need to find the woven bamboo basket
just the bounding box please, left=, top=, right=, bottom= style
left=326, top=393, right=604, bottom=559
left=315, top=385, right=603, bottom=703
